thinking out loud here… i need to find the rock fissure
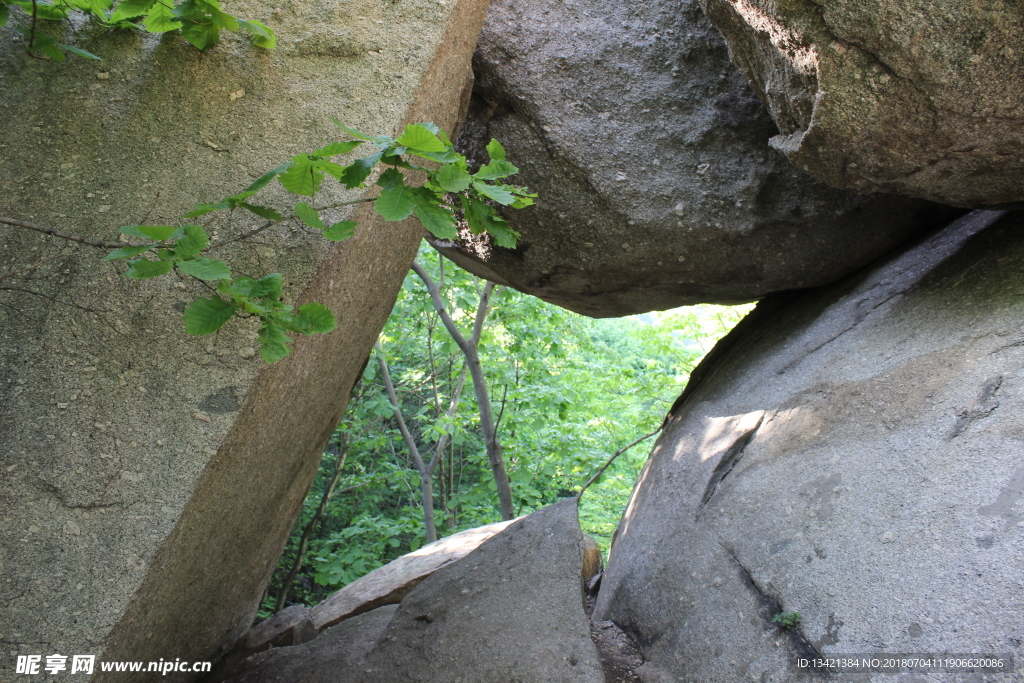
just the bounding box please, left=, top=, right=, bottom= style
left=697, top=413, right=765, bottom=515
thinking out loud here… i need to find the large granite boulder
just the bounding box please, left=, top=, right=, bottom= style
left=221, top=499, right=604, bottom=683
left=0, top=0, right=490, bottom=677
left=702, top=0, right=1024, bottom=208
left=596, top=210, right=1024, bottom=681
left=434, top=0, right=950, bottom=317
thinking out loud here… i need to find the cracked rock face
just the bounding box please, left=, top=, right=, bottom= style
left=596, top=210, right=1024, bottom=681
left=702, top=0, right=1024, bottom=208
left=435, top=0, right=950, bottom=317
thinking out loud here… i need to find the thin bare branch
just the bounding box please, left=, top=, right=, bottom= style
left=0, top=216, right=138, bottom=249
left=577, top=426, right=663, bottom=500
left=0, top=286, right=111, bottom=313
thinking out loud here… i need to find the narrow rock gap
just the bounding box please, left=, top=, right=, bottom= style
left=585, top=583, right=644, bottom=682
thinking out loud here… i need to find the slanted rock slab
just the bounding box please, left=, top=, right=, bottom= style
left=310, top=517, right=517, bottom=630
left=434, top=0, right=949, bottom=317
left=360, top=498, right=603, bottom=682
left=597, top=210, right=1024, bottom=681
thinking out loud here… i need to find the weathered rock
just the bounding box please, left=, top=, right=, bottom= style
left=0, top=0, right=490, bottom=677
left=597, top=210, right=1024, bottom=681
left=702, top=0, right=1024, bottom=208
left=221, top=606, right=400, bottom=683
left=435, top=0, right=950, bottom=317
left=204, top=606, right=317, bottom=682
left=360, top=498, right=604, bottom=682
left=309, top=517, right=517, bottom=630
left=222, top=499, right=603, bottom=682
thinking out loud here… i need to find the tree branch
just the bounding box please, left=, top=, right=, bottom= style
left=577, top=426, right=663, bottom=499
left=0, top=216, right=138, bottom=249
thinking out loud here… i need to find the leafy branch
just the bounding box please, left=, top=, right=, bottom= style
left=0, top=121, right=536, bottom=363
left=0, top=0, right=275, bottom=61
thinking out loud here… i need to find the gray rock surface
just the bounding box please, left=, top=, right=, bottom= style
left=596, top=210, right=1024, bottom=681
left=219, top=606, right=399, bottom=683
left=310, top=517, right=517, bottom=631
left=702, top=0, right=1024, bottom=208
left=435, top=0, right=949, bottom=317
left=360, top=498, right=603, bottom=682
left=218, top=499, right=603, bottom=683
left=0, top=0, right=490, bottom=677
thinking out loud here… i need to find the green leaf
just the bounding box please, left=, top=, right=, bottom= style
left=410, top=187, right=457, bottom=239
left=104, top=245, right=152, bottom=260
left=433, top=163, right=472, bottom=192
left=31, top=37, right=67, bottom=61
left=322, top=221, right=356, bottom=241
left=314, top=140, right=363, bottom=157
left=180, top=19, right=221, bottom=50
left=340, top=152, right=382, bottom=189
left=244, top=163, right=290, bottom=194
left=295, top=302, right=336, bottom=334
left=119, top=225, right=174, bottom=241
left=408, top=148, right=460, bottom=164
left=0, top=4, right=9, bottom=25
left=125, top=258, right=173, bottom=279
left=237, top=18, right=276, bottom=48
left=486, top=138, right=506, bottom=161
left=375, top=185, right=416, bottom=221
left=253, top=273, right=283, bottom=299
left=141, top=0, right=179, bottom=31
left=172, top=224, right=209, bottom=260
left=319, top=161, right=346, bottom=180
left=294, top=201, right=326, bottom=230
left=472, top=180, right=516, bottom=205
left=57, top=43, right=102, bottom=60
left=417, top=122, right=441, bottom=135
left=280, top=155, right=324, bottom=196
left=237, top=202, right=283, bottom=220
left=330, top=119, right=371, bottom=140
left=184, top=295, right=236, bottom=334
left=109, top=0, right=156, bottom=21
left=483, top=214, right=519, bottom=249
left=176, top=257, right=230, bottom=281
left=258, top=322, right=292, bottom=362
left=376, top=168, right=405, bottom=192
left=463, top=196, right=518, bottom=246
left=475, top=159, right=518, bottom=180
left=396, top=124, right=446, bottom=152
left=182, top=200, right=233, bottom=218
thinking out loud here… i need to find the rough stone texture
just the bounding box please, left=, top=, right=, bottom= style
left=309, top=517, right=517, bottom=630
left=216, top=606, right=399, bottom=683
left=209, top=499, right=603, bottom=683
left=596, top=210, right=1024, bottom=681
left=702, top=0, right=1024, bottom=208
left=0, top=0, right=489, bottom=678
left=204, top=606, right=317, bottom=683
left=433, top=0, right=951, bottom=317
left=359, top=498, right=604, bottom=682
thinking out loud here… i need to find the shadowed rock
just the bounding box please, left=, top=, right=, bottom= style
left=434, top=0, right=951, bottom=317
left=597, top=210, right=1024, bottom=680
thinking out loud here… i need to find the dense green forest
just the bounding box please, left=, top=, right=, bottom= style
left=261, top=247, right=749, bottom=614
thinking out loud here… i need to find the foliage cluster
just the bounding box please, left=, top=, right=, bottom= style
left=1, top=0, right=275, bottom=61
left=5, top=122, right=533, bottom=363
left=262, top=248, right=750, bottom=612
